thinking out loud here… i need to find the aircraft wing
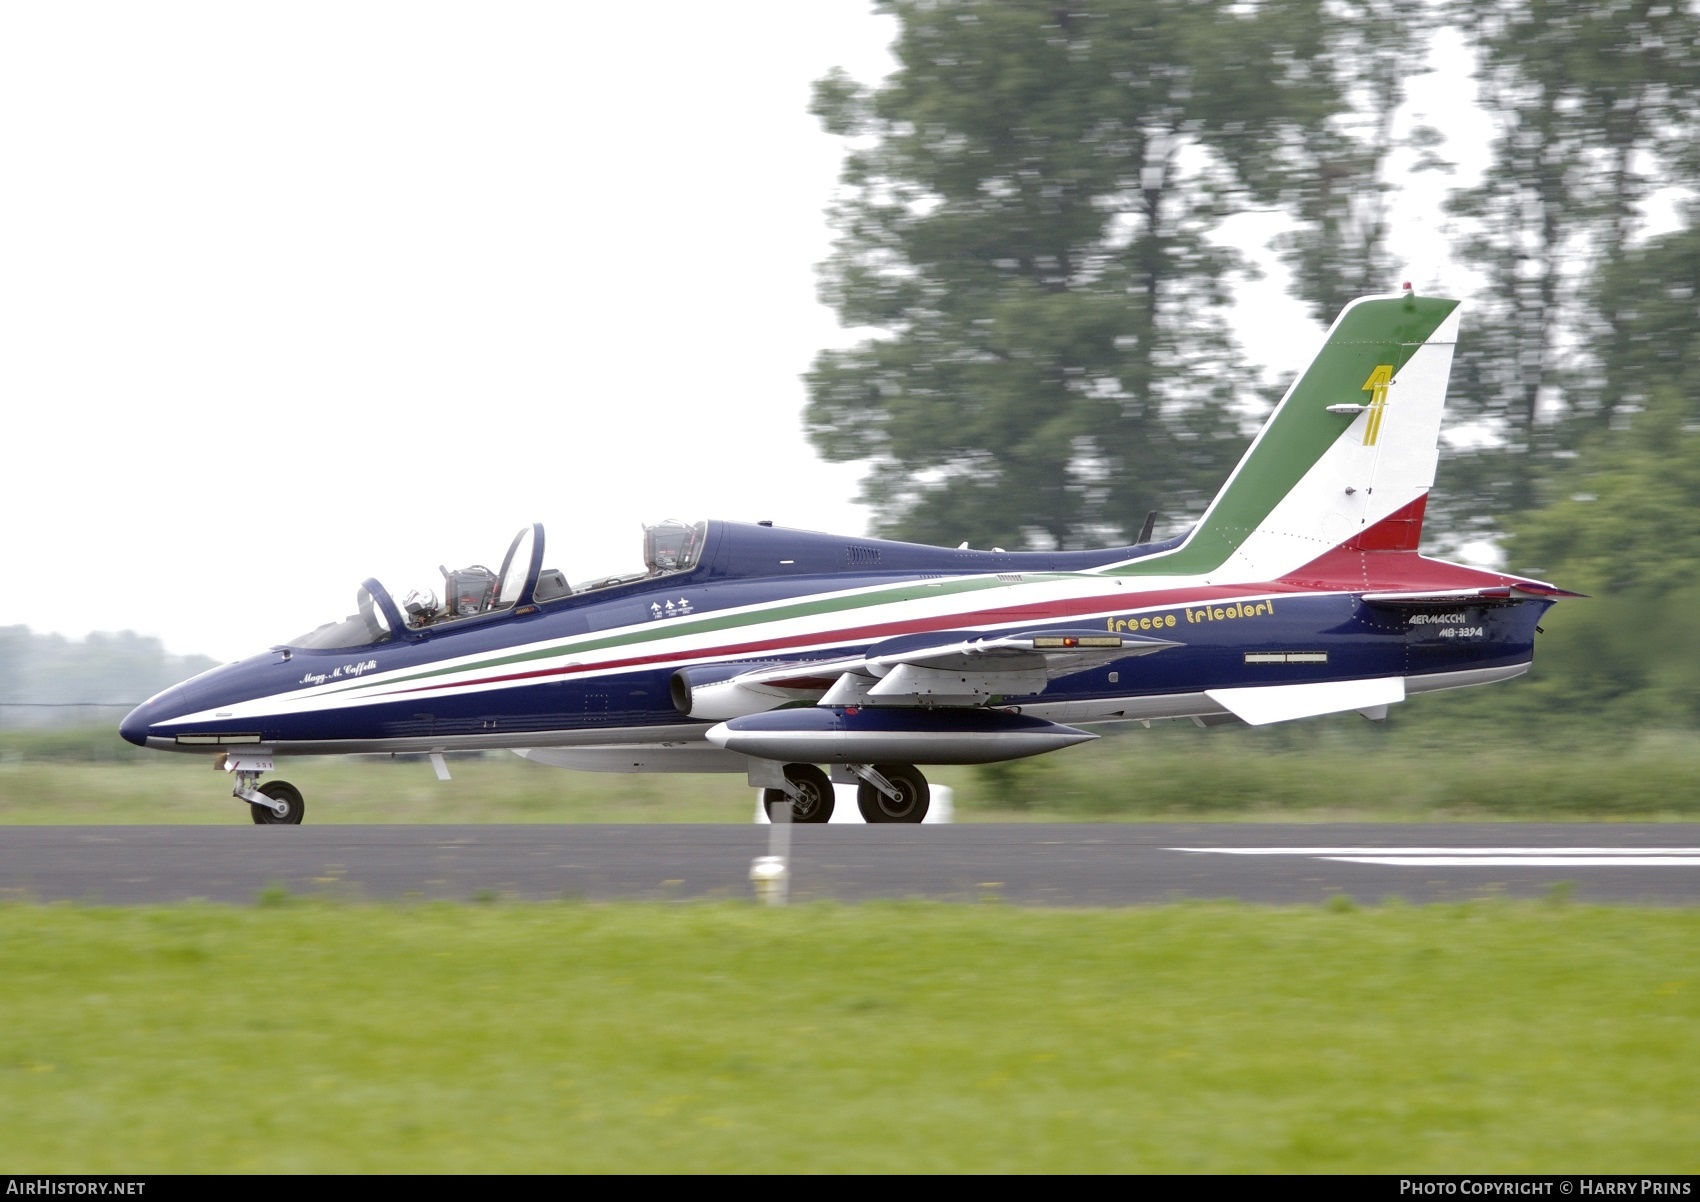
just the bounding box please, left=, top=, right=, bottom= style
left=837, top=629, right=1179, bottom=705
left=677, top=629, right=1181, bottom=718
left=864, top=629, right=1173, bottom=678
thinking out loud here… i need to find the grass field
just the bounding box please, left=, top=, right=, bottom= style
left=0, top=753, right=759, bottom=824
left=0, top=899, right=1694, bottom=1172
left=5, top=721, right=1700, bottom=822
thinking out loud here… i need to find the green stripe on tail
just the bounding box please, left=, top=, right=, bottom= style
left=1104, top=294, right=1459, bottom=577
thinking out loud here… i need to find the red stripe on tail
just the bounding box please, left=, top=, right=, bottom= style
left=1336, top=495, right=1427, bottom=553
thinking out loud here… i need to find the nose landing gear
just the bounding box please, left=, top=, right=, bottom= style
left=218, top=751, right=306, bottom=825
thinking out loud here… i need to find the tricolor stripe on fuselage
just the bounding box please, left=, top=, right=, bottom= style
left=149, top=540, right=1544, bottom=744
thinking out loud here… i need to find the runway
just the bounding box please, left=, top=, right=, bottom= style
left=0, top=824, right=1695, bottom=905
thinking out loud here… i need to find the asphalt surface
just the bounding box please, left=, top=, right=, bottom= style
left=0, top=823, right=1695, bottom=905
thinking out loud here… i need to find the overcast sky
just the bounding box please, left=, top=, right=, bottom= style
left=1, top=3, right=1484, bottom=663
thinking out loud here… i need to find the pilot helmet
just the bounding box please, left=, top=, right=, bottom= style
left=401, top=587, right=439, bottom=624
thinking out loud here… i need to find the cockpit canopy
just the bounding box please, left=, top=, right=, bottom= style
left=285, top=520, right=706, bottom=650
left=287, top=584, right=395, bottom=650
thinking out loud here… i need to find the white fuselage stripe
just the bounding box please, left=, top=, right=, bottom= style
left=157, top=579, right=1328, bottom=727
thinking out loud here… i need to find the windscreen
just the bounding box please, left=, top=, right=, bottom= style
left=288, top=586, right=393, bottom=649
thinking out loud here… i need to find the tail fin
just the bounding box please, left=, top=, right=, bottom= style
left=1103, top=291, right=1461, bottom=581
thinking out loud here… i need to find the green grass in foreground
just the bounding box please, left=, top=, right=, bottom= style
left=0, top=754, right=760, bottom=824
left=6, top=722, right=1700, bottom=822
left=0, top=901, right=1694, bottom=1172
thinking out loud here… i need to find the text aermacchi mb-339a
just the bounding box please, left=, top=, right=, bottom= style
left=122, top=291, right=1575, bottom=824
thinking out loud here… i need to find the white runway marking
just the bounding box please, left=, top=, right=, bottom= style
left=1329, top=856, right=1700, bottom=867
left=1171, top=847, right=1700, bottom=868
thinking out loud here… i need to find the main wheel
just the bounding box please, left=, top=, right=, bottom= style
left=762, top=763, right=834, bottom=824
left=856, top=764, right=929, bottom=824
left=250, top=780, right=305, bottom=825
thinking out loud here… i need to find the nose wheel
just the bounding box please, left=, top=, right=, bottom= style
left=221, top=753, right=306, bottom=825
left=249, top=780, right=305, bottom=825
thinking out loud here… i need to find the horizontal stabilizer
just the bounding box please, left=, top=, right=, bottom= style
left=1205, top=677, right=1405, bottom=726
left=1361, top=583, right=1582, bottom=607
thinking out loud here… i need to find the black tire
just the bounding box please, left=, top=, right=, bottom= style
left=250, top=780, right=305, bottom=825
left=856, top=764, right=929, bottom=824
left=761, top=763, right=834, bottom=824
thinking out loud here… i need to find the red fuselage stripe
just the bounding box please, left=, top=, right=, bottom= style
left=381, top=501, right=1556, bottom=700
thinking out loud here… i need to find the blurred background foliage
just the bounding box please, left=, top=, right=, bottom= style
left=0, top=627, right=214, bottom=734
left=7, top=0, right=1700, bottom=763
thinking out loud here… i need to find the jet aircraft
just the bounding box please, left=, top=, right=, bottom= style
left=121, top=290, right=1573, bottom=823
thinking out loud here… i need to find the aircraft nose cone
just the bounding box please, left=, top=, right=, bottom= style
left=119, top=689, right=179, bottom=747
left=119, top=701, right=153, bottom=747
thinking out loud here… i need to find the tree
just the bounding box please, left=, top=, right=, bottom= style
left=0, top=627, right=216, bottom=730
left=807, top=0, right=1345, bottom=550
left=1274, top=0, right=1447, bottom=324
left=1442, top=0, right=1700, bottom=529
left=1491, top=222, right=1700, bottom=727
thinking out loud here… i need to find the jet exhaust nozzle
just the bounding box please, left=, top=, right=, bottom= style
left=671, top=664, right=836, bottom=721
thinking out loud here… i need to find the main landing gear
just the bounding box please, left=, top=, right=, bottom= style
left=218, top=752, right=306, bottom=825
left=761, top=762, right=931, bottom=824
left=853, top=763, right=929, bottom=824
left=761, top=763, right=834, bottom=824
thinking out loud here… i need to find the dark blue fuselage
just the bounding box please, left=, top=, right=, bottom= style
left=119, top=520, right=1550, bottom=753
